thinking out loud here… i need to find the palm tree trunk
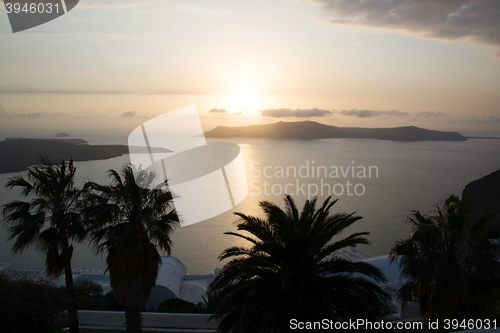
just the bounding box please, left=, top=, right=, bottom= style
left=125, top=305, right=143, bottom=333
left=64, top=247, right=79, bottom=333
left=60, top=223, right=79, bottom=333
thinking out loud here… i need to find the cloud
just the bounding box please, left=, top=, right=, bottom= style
left=0, top=88, right=204, bottom=95
left=261, top=108, right=333, bottom=118
left=0, top=109, right=110, bottom=120
left=175, top=3, right=211, bottom=11
left=416, top=111, right=449, bottom=117
left=468, top=115, right=500, bottom=123
left=79, top=0, right=150, bottom=9
left=121, top=111, right=137, bottom=117
left=0, top=30, right=56, bottom=35
left=8, top=112, right=89, bottom=119
left=340, top=109, right=409, bottom=118
left=208, top=108, right=227, bottom=113
left=315, top=0, right=500, bottom=57
left=0, top=105, right=9, bottom=118
left=206, top=108, right=243, bottom=116
left=14, top=112, right=45, bottom=118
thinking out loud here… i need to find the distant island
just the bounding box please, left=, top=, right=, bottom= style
left=0, top=138, right=170, bottom=174
left=465, top=136, right=500, bottom=140
left=55, top=132, right=71, bottom=138
left=204, top=121, right=467, bottom=142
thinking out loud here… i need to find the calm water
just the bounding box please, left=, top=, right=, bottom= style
left=1, top=138, right=499, bottom=274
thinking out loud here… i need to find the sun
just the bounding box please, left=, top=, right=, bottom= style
left=229, top=88, right=259, bottom=114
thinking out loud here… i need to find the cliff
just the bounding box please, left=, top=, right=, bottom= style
left=462, top=169, right=500, bottom=229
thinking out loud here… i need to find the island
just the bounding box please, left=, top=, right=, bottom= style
left=204, top=121, right=467, bottom=141
left=0, top=138, right=170, bottom=174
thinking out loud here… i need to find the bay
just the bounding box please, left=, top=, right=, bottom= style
left=0, top=138, right=499, bottom=274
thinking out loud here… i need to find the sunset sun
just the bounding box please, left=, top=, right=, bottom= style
left=229, top=88, right=259, bottom=114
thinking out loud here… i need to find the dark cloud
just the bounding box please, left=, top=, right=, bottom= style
left=208, top=108, right=227, bottom=113
left=340, top=109, right=409, bottom=118
left=315, top=0, right=500, bottom=57
left=468, top=115, right=500, bottom=123
left=416, top=111, right=449, bottom=117
left=261, top=108, right=333, bottom=118
left=121, top=111, right=137, bottom=117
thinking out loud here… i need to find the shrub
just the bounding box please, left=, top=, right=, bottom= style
left=104, top=290, right=124, bottom=311
left=74, top=278, right=104, bottom=310
left=156, top=298, right=205, bottom=314
left=202, top=289, right=222, bottom=314
left=0, top=274, right=72, bottom=333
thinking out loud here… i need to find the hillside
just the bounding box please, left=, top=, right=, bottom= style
left=0, top=138, right=169, bottom=174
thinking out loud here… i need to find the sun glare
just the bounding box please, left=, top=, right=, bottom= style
left=228, top=88, right=259, bottom=114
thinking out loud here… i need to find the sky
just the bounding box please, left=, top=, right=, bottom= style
left=0, top=0, right=500, bottom=142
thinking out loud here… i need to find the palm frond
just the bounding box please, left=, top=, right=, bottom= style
left=209, top=195, right=387, bottom=330
left=391, top=194, right=500, bottom=321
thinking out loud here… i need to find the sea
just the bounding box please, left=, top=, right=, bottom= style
left=1, top=137, right=499, bottom=274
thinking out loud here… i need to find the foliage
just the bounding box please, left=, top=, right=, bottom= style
left=2, top=157, right=85, bottom=333
left=84, top=165, right=179, bottom=333
left=390, top=195, right=500, bottom=322
left=74, top=278, right=104, bottom=309
left=0, top=274, right=73, bottom=333
left=75, top=278, right=103, bottom=300
left=156, top=298, right=205, bottom=314
left=202, top=289, right=222, bottom=314
left=104, top=290, right=124, bottom=311
left=209, top=195, right=389, bottom=333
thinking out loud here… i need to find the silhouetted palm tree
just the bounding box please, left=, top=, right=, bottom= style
left=84, top=165, right=178, bottom=333
left=2, top=157, right=85, bottom=333
left=209, top=195, right=389, bottom=333
left=390, top=195, right=500, bottom=323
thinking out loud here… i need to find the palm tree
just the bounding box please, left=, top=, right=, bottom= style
left=208, top=195, right=389, bottom=333
left=2, top=157, right=85, bottom=333
left=84, top=165, right=178, bottom=333
left=390, top=195, right=500, bottom=323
